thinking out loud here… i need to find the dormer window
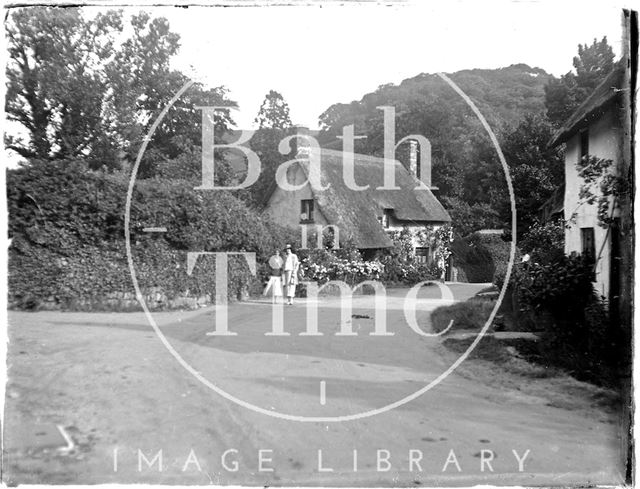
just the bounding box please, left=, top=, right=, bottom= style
left=300, top=199, right=314, bottom=223
left=379, top=208, right=393, bottom=229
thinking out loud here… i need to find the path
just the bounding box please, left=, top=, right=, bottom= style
left=3, top=283, right=626, bottom=485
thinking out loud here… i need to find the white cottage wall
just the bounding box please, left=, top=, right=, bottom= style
left=265, top=164, right=329, bottom=238
left=563, top=108, right=622, bottom=298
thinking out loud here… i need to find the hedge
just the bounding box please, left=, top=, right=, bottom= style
left=8, top=160, right=297, bottom=310
left=451, top=231, right=518, bottom=283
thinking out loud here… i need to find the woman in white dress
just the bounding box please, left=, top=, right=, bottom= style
left=263, top=250, right=284, bottom=302
left=282, top=244, right=299, bottom=305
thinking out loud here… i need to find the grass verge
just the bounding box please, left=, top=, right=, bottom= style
left=431, top=297, right=494, bottom=333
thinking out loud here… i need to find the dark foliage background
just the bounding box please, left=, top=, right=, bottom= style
left=509, top=255, right=620, bottom=386
left=7, top=161, right=297, bottom=310
left=451, top=232, right=517, bottom=284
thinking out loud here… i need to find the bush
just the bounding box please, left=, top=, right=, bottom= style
left=452, top=231, right=518, bottom=284
left=519, top=220, right=564, bottom=264
left=510, top=254, right=619, bottom=385
left=299, top=248, right=384, bottom=286
left=451, top=235, right=494, bottom=282
left=439, top=253, right=620, bottom=386
left=376, top=255, right=439, bottom=284
left=7, top=160, right=297, bottom=310
left=402, top=261, right=440, bottom=284
left=297, top=230, right=442, bottom=288
left=513, top=254, right=597, bottom=315
left=8, top=160, right=126, bottom=247
left=9, top=234, right=258, bottom=310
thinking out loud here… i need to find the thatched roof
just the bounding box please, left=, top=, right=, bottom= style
left=549, top=61, right=627, bottom=147
left=266, top=147, right=450, bottom=249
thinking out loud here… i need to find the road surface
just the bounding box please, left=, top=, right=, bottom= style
left=3, top=284, right=627, bottom=485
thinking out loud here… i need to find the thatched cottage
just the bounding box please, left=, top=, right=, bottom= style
left=549, top=60, right=631, bottom=303
left=262, top=129, right=451, bottom=261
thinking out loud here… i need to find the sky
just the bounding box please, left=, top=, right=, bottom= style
left=89, top=0, right=628, bottom=130
left=3, top=0, right=629, bottom=167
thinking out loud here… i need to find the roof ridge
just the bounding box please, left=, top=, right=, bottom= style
left=549, top=59, right=626, bottom=147
left=315, top=147, right=402, bottom=165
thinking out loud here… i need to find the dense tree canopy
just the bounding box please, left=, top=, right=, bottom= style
left=498, top=114, right=564, bottom=234
left=244, top=91, right=294, bottom=206
left=6, top=8, right=123, bottom=162
left=254, top=90, right=292, bottom=130
left=315, top=64, right=559, bottom=237
left=5, top=7, right=236, bottom=175
left=544, top=37, right=615, bottom=127
left=314, top=41, right=615, bottom=239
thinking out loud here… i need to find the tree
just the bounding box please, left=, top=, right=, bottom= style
left=314, top=64, right=553, bottom=225
left=105, top=11, right=183, bottom=163
left=573, top=37, right=615, bottom=91
left=137, top=82, right=236, bottom=180
left=543, top=74, right=581, bottom=127
left=441, top=196, right=501, bottom=238
left=544, top=37, right=615, bottom=126
left=244, top=91, right=294, bottom=206
left=5, top=8, right=124, bottom=163
left=5, top=7, right=236, bottom=174
left=254, top=90, right=292, bottom=130
left=499, top=114, right=564, bottom=236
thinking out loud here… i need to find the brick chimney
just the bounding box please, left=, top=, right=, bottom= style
left=409, top=138, right=434, bottom=189
left=408, top=140, right=418, bottom=175
left=294, top=125, right=310, bottom=157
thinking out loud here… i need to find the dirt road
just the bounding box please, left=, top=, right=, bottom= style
left=3, top=284, right=627, bottom=485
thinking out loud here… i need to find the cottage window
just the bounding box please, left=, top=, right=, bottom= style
left=300, top=199, right=314, bottom=222
left=380, top=209, right=393, bottom=229
left=415, top=247, right=431, bottom=264
left=581, top=227, right=595, bottom=260
left=581, top=227, right=596, bottom=281
left=579, top=129, right=589, bottom=163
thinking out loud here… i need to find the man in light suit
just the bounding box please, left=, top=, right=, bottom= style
left=282, top=244, right=299, bottom=305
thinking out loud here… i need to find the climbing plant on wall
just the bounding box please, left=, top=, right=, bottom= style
left=574, top=155, right=626, bottom=228
left=387, top=225, right=453, bottom=263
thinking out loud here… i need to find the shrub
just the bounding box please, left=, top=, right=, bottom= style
left=519, top=220, right=565, bottom=264
left=513, top=254, right=597, bottom=316
left=299, top=248, right=384, bottom=286
left=439, top=253, right=620, bottom=386
left=451, top=235, right=494, bottom=282
left=510, top=254, right=619, bottom=385
left=7, top=160, right=297, bottom=310
left=8, top=160, right=127, bottom=247
left=452, top=231, right=518, bottom=284
left=377, top=255, right=439, bottom=284
left=297, top=227, right=444, bottom=288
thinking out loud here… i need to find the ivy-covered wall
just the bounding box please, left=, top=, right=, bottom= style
left=8, top=160, right=297, bottom=310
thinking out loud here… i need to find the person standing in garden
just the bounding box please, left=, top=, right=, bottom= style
left=282, top=244, right=299, bottom=305
left=263, top=250, right=284, bottom=303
